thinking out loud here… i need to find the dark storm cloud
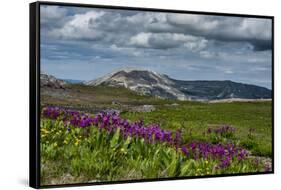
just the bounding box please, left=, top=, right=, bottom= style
left=251, top=40, right=272, bottom=51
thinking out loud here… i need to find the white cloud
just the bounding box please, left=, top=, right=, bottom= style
left=41, top=6, right=67, bottom=22
left=225, top=70, right=234, bottom=74
left=40, top=5, right=69, bottom=30
left=41, top=7, right=272, bottom=51
left=47, top=11, right=105, bottom=40
left=199, top=50, right=216, bottom=59
left=129, top=33, right=151, bottom=48
left=110, top=44, right=142, bottom=57
left=69, top=11, right=105, bottom=28
left=129, top=32, right=207, bottom=51
left=166, top=14, right=271, bottom=50
left=167, top=14, right=220, bottom=31
left=239, top=18, right=272, bottom=40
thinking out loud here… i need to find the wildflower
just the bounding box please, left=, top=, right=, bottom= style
left=41, top=128, right=49, bottom=134
left=120, top=148, right=127, bottom=154
left=75, top=141, right=79, bottom=146
left=219, top=156, right=231, bottom=168
left=41, top=106, right=248, bottom=170
left=181, top=146, right=189, bottom=157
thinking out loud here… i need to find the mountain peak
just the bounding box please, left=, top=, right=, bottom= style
left=105, top=68, right=163, bottom=79
left=85, top=68, right=187, bottom=100
left=85, top=68, right=271, bottom=101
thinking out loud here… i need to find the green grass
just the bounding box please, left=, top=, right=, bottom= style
left=42, top=84, right=162, bottom=107
left=122, top=101, right=272, bottom=157
left=40, top=119, right=266, bottom=185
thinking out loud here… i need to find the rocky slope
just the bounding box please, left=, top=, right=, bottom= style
left=40, top=73, right=67, bottom=89
left=85, top=69, right=187, bottom=100
left=85, top=69, right=272, bottom=101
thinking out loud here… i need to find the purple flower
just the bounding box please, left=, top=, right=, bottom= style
left=181, top=146, right=189, bottom=157
left=206, top=125, right=236, bottom=138
left=41, top=106, right=249, bottom=170
left=220, top=156, right=232, bottom=168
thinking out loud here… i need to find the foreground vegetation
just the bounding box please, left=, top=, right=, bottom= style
left=40, top=106, right=272, bottom=185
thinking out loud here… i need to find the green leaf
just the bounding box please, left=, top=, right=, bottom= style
left=181, top=160, right=195, bottom=175
left=110, top=128, right=121, bottom=149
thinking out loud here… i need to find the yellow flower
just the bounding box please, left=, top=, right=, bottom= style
left=74, top=139, right=80, bottom=146
left=205, top=160, right=209, bottom=165
left=120, top=148, right=127, bottom=154
left=41, top=128, right=49, bottom=134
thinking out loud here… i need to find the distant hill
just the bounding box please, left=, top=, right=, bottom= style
left=60, top=79, right=84, bottom=84
left=40, top=73, right=67, bottom=89
left=85, top=69, right=272, bottom=101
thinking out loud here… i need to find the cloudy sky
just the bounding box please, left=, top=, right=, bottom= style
left=40, top=5, right=272, bottom=89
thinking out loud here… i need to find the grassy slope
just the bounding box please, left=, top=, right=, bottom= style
left=41, top=84, right=272, bottom=156
left=41, top=84, right=161, bottom=106
left=123, top=101, right=272, bottom=156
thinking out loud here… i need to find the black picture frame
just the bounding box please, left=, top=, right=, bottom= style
left=30, top=1, right=274, bottom=189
